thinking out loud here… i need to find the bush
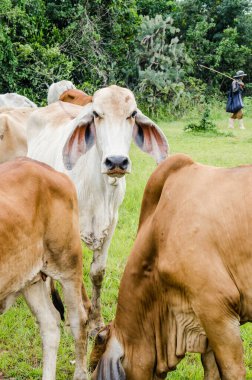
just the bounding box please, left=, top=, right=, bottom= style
left=184, top=103, right=232, bottom=136
left=184, top=106, right=217, bottom=132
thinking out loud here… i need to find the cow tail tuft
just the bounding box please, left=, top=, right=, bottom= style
left=51, top=279, right=65, bottom=321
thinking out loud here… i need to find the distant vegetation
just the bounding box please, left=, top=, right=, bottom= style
left=1, top=0, right=252, bottom=115
left=184, top=103, right=234, bottom=136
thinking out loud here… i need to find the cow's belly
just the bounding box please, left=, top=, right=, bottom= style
left=0, top=239, right=44, bottom=307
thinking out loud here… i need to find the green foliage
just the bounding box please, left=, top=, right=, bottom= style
left=134, top=14, right=191, bottom=115
left=0, top=0, right=73, bottom=101
left=175, top=0, right=252, bottom=92
left=136, top=0, right=177, bottom=17
left=0, top=0, right=140, bottom=101
left=1, top=0, right=252, bottom=112
left=184, top=103, right=232, bottom=136
left=184, top=105, right=217, bottom=132
left=214, top=27, right=250, bottom=73
left=83, top=0, right=140, bottom=86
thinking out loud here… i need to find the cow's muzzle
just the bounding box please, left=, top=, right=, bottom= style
left=104, top=155, right=130, bottom=177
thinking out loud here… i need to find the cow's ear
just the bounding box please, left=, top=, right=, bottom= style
left=89, top=324, right=111, bottom=373
left=133, top=109, right=169, bottom=163
left=96, top=326, right=110, bottom=345
left=62, top=112, right=95, bottom=170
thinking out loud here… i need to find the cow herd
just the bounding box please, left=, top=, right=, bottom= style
left=0, top=82, right=251, bottom=380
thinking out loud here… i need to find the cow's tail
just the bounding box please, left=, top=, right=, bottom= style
left=50, top=279, right=65, bottom=321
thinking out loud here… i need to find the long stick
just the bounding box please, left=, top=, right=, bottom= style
left=198, top=64, right=235, bottom=80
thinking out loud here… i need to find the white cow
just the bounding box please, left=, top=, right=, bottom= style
left=47, top=80, right=76, bottom=104
left=0, top=93, right=37, bottom=108
left=0, top=107, right=35, bottom=163
left=27, top=85, right=169, bottom=333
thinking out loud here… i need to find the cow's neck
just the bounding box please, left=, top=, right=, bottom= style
left=114, top=222, right=207, bottom=375
left=69, top=146, right=126, bottom=251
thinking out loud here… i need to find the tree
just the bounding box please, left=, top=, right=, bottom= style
left=134, top=14, right=189, bottom=113
left=0, top=0, right=73, bottom=102
left=174, top=0, right=252, bottom=89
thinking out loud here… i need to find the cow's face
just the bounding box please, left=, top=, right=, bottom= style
left=62, top=85, right=168, bottom=176
left=90, top=324, right=163, bottom=380
left=92, top=86, right=137, bottom=177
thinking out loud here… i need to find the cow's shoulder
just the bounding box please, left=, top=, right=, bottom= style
left=138, top=154, right=194, bottom=227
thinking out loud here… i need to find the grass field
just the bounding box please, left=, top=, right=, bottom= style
left=1, top=105, right=252, bottom=379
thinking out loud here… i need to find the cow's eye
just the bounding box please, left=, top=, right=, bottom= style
left=127, top=110, right=137, bottom=119
left=93, top=111, right=99, bottom=118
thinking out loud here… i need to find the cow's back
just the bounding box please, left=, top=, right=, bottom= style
left=0, top=93, right=37, bottom=108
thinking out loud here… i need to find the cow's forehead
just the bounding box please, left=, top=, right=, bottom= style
left=93, top=85, right=137, bottom=114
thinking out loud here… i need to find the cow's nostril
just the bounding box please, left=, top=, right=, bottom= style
left=120, top=158, right=129, bottom=170
left=104, top=156, right=129, bottom=171
left=105, top=158, right=115, bottom=170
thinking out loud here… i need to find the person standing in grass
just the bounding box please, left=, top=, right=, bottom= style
left=228, top=70, right=247, bottom=129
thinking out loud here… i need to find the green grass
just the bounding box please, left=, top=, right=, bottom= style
left=1, top=107, right=252, bottom=379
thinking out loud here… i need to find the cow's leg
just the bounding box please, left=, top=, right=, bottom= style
left=61, top=280, right=89, bottom=380
left=206, top=322, right=245, bottom=380
left=22, top=280, right=60, bottom=380
left=89, top=217, right=117, bottom=335
left=196, top=298, right=245, bottom=380
left=201, top=347, right=221, bottom=380
left=89, top=248, right=108, bottom=333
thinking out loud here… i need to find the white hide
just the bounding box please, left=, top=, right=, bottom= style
left=0, top=93, right=37, bottom=108
left=27, top=85, right=168, bottom=251
left=27, top=85, right=168, bottom=329
left=27, top=102, right=125, bottom=251
left=47, top=80, right=76, bottom=104
left=0, top=107, right=35, bottom=163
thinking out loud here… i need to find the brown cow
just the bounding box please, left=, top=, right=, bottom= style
left=90, top=153, right=252, bottom=380
left=0, top=158, right=90, bottom=380
left=47, top=80, right=92, bottom=106
left=59, top=89, right=93, bottom=106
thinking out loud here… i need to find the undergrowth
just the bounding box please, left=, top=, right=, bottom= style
left=184, top=104, right=233, bottom=137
